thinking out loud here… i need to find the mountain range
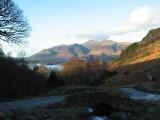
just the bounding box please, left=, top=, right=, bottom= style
left=28, top=40, right=130, bottom=63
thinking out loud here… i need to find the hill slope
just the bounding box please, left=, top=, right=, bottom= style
left=111, top=27, right=160, bottom=69
left=28, top=40, right=130, bottom=63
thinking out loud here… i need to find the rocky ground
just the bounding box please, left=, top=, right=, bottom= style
left=1, top=87, right=160, bottom=120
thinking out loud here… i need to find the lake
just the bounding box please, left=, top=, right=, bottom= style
left=44, top=64, right=63, bottom=71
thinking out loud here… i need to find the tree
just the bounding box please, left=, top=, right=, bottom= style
left=0, top=0, right=30, bottom=44
left=16, top=51, right=27, bottom=68
left=6, top=51, right=12, bottom=57
left=0, top=45, right=4, bottom=56
left=0, top=48, right=4, bottom=56
left=33, top=66, right=39, bottom=72
left=88, top=54, right=95, bottom=62
left=47, top=71, right=58, bottom=90
left=17, top=50, right=26, bottom=58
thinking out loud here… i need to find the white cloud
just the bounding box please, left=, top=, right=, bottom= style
left=4, top=6, right=160, bottom=56
left=75, top=33, right=109, bottom=40
left=75, top=6, right=160, bottom=41
left=110, top=6, right=160, bottom=35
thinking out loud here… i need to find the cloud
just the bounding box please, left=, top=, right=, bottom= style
left=75, top=6, right=160, bottom=40
left=110, top=6, right=160, bottom=35
left=75, top=33, right=109, bottom=40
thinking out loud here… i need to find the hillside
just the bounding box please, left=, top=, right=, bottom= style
left=111, top=27, right=160, bottom=69
left=101, top=28, right=160, bottom=94
left=28, top=40, right=130, bottom=63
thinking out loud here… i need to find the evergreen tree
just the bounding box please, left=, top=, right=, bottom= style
left=47, top=70, right=58, bottom=90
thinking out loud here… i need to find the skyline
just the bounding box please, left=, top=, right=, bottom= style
left=2, top=0, right=160, bottom=56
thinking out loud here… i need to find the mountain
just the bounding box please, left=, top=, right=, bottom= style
left=111, top=27, right=160, bottom=69
left=84, top=40, right=129, bottom=55
left=28, top=40, right=130, bottom=63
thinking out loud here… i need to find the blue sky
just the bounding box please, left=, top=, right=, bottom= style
left=3, top=0, right=160, bottom=56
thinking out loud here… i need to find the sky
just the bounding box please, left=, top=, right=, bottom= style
left=2, top=0, right=160, bottom=56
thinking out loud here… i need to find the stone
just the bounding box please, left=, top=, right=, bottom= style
left=32, top=108, right=47, bottom=119
left=10, top=109, right=26, bottom=115
left=12, top=114, right=35, bottom=120
left=0, top=112, right=7, bottom=119
left=5, top=118, right=12, bottom=120
left=26, top=115, right=35, bottom=120
left=109, top=112, right=129, bottom=120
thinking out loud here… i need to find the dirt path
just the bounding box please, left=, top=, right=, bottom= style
left=118, top=87, right=160, bottom=103
left=0, top=95, right=65, bottom=111
left=1, top=87, right=160, bottom=112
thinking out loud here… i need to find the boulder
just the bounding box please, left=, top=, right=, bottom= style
left=0, top=112, right=7, bottom=119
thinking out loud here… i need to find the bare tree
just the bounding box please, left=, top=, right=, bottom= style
left=0, top=0, right=30, bottom=44
left=17, top=50, right=26, bottom=58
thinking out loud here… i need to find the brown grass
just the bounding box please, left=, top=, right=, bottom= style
left=110, top=40, right=160, bottom=69
left=103, top=58, right=160, bottom=90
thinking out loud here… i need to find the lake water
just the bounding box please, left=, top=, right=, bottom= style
left=44, top=64, right=63, bottom=71
left=28, top=64, right=63, bottom=71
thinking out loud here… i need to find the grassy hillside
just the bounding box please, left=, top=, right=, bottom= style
left=110, top=28, right=160, bottom=69
left=102, top=28, right=160, bottom=93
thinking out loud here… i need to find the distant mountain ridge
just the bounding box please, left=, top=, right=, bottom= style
left=28, top=40, right=130, bottom=63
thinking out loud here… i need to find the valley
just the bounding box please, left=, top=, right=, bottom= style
left=0, top=0, right=160, bottom=119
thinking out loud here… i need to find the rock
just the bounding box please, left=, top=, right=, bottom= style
left=79, top=112, right=92, bottom=118
left=12, top=114, right=35, bottom=120
left=10, top=109, right=26, bottom=116
left=4, top=118, right=12, bottom=120
left=0, top=112, right=7, bottom=119
left=109, top=112, right=130, bottom=120
left=124, top=70, right=130, bottom=75
left=26, top=115, right=35, bottom=120
left=32, top=108, right=47, bottom=119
